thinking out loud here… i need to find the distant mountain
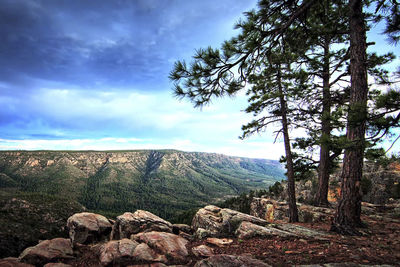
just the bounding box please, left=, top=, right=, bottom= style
left=0, top=150, right=284, bottom=219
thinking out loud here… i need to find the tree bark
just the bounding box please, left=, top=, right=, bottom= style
left=331, top=0, right=367, bottom=235
left=316, top=36, right=332, bottom=207
left=278, top=64, right=299, bottom=223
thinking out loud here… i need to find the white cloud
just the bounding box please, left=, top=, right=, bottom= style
left=0, top=137, right=286, bottom=160
left=25, top=86, right=255, bottom=137
left=1, top=85, right=293, bottom=159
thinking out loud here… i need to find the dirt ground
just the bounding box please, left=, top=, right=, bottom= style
left=188, top=214, right=400, bottom=266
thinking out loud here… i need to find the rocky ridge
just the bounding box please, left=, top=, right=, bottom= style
left=2, top=200, right=399, bottom=266
left=0, top=150, right=284, bottom=220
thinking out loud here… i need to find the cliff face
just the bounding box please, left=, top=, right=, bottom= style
left=0, top=150, right=284, bottom=219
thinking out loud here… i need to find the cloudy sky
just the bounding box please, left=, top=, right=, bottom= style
left=0, top=0, right=398, bottom=160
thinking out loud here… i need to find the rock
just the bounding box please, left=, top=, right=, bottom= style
left=194, top=254, right=271, bottom=267
left=100, top=238, right=137, bottom=266
left=235, top=221, right=295, bottom=239
left=0, top=257, right=34, bottom=267
left=192, top=245, right=214, bottom=257
left=172, top=224, right=192, bottom=235
left=132, top=231, right=189, bottom=264
left=111, top=210, right=172, bottom=240
left=99, top=238, right=167, bottom=266
left=18, top=238, right=74, bottom=266
left=250, top=198, right=334, bottom=223
left=43, top=263, right=72, bottom=267
left=251, top=198, right=277, bottom=221
left=126, top=264, right=167, bottom=267
left=206, top=238, right=233, bottom=247
left=132, top=243, right=167, bottom=263
left=67, top=212, right=112, bottom=245
left=191, top=206, right=223, bottom=237
left=298, top=205, right=333, bottom=223
left=195, top=228, right=215, bottom=239
left=272, top=223, right=329, bottom=241
left=192, top=205, right=268, bottom=237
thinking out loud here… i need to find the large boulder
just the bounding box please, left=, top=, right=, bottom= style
left=132, top=231, right=189, bottom=265
left=111, top=210, right=172, bottom=240
left=99, top=238, right=167, bottom=266
left=192, top=205, right=268, bottom=238
left=194, top=254, right=271, bottom=267
left=18, top=238, right=74, bottom=266
left=67, top=212, right=112, bottom=245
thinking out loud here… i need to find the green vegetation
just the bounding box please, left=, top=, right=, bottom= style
left=0, top=189, right=85, bottom=258
left=218, top=189, right=268, bottom=215
left=169, top=0, right=399, bottom=231
left=0, top=150, right=284, bottom=221
left=361, top=177, right=373, bottom=196
left=267, top=181, right=284, bottom=198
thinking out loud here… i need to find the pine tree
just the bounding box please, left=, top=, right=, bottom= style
left=170, top=0, right=399, bottom=228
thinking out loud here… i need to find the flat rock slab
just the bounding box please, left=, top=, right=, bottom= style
left=235, top=221, right=296, bottom=239
left=271, top=223, right=330, bottom=241
left=18, top=238, right=74, bottom=266
left=194, top=254, right=271, bottom=267
left=206, top=238, right=234, bottom=247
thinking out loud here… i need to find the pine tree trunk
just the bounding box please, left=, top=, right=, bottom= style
left=331, top=0, right=367, bottom=235
left=316, top=36, right=332, bottom=207
left=278, top=64, right=299, bottom=223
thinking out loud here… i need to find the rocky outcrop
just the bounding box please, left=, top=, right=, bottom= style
left=18, top=238, right=74, bottom=266
left=193, top=205, right=330, bottom=242
left=99, top=238, right=167, bottom=266
left=4, top=205, right=394, bottom=266
left=132, top=231, right=189, bottom=265
left=251, top=197, right=400, bottom=224
left=194, top=254, right=271, bottom=267
left=251, top=198, right=334, bottom=223
left=111, top=210, right=173, bottom=240
left=192, top=205, right=268, bottom=238
left=362, top=163, right=400, bottom=204
left=67, top=212, right=112, bottom=245
left=99, top=231, right=190, bottom=266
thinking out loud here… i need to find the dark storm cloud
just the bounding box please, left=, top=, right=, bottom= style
left=0, top=0, right=157, bottom=88
left=0, top=0, right=254, bottom=91
left=0, top=0, right=259, bottom=141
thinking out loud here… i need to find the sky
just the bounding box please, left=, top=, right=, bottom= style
left=0, top=0, right=399, bottom=160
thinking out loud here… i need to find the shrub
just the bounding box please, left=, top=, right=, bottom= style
left=360, top=177, right=372, bottom=195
